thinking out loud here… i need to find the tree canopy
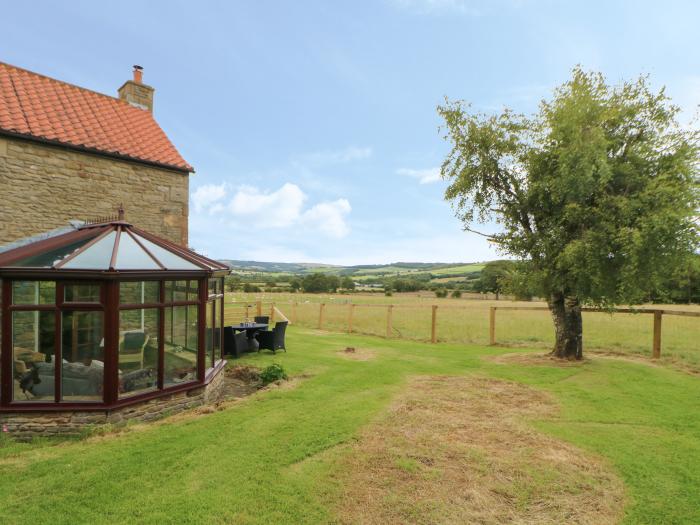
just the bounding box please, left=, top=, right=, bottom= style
left=439, top=67, right=699, bottom=357
left=301, top=273, right=340, bottom=293
left=474, top=260, right=514, bottom=298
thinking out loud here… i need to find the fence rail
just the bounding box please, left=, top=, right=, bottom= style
left=489, top=306, right=700, bottom=359
left=225, top=299, right=699, bottom=362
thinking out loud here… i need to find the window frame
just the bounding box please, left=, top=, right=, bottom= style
left=0, top=275, right=226, bottom=411
left=206, top=277, right=225, bottom=367
left=5, top=280, right=105, bottom=405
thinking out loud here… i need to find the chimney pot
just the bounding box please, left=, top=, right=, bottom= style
left=133, top=65, right=143, bottom=84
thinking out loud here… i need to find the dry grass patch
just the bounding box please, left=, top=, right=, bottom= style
left=592, top=352, right=700, bottom=376
left=490, top=351, right=700, bottom=376
left=337, top=347, right=377, bottom=361
left=488, top=352, right=594, bottom=368
left=336, top=376, right=624, bottom=525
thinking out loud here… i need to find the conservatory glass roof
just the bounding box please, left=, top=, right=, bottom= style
left=0, top=220, right=229, bottom=272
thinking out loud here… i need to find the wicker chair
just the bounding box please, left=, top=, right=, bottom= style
left=224, top=327, right=249, bottom=357
left=256, top=321, right=288, bottom=354
left=254, top=316, right=270, bottom=325
left=119, top=331, right=149, bottom=369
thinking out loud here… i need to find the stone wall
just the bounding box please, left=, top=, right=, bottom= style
left=0, top=136, right=189, bottom=246
left=0, top=366, right=226, bottom=440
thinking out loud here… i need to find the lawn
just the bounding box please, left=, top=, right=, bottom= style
left=1, top=327, right=699, bottom=524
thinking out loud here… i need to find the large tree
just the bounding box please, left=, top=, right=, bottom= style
left=439, top=68, right=699, bottom=359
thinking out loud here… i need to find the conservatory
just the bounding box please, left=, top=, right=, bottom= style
left=0, top=216, right=229, bottom=413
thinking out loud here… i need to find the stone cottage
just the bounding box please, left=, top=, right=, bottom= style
left=0, top=62, right=193, bottom=246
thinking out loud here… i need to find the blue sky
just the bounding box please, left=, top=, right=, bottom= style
left=4, top=0, right=700, bottom=264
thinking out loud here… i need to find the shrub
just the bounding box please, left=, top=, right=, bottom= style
left=435, top=289, right=448, bottom=298
left=451, top=290, right=462, bottom=298
left=259, top=363, right=288, bottom=385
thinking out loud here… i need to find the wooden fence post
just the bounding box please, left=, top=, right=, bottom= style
left=431, top=305, right=438, bottom=344
left=319, top=303, right=325, bottom=330
left=245, top=305, right=250, bottom=321
left=348, top=303, right=354, bottom=333
left=489, top=307, right=496, bottom=345
left=270, top=304, right=275, bottom=323
left=653, top=310, right=662, bottom=359
left=256, top=300, right=262, bottom=317
left=386, top=305, right=393, bottom=338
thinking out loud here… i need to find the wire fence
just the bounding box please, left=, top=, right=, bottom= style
left=224, top=298, right=700, bottom=367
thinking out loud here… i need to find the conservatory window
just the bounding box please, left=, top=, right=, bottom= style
left=64, top=283, right=101, bottom=303
left=61, top=310, right=104, bottom=401
left=120, top=281, right=160, bottom=305
left=12, top=310, right=55, bottom=402
left=12, top=280, right=55, bottom=305
left=118, top=308, right=159, bottom=397
left=164, top=305, right=198, bottom=386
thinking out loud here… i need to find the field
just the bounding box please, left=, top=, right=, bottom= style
left=226, top=293, right=700, bottom=370
left=1, top=329, right=699, bottom=523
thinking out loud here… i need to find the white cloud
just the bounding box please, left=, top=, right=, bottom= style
left=301, top=199, right=352, bottom=238
left=319, top=231, right=501, bottom=266
left=397, top=167, right=442, bottom=184
left=230, top=183, right=307, bottom=228
left=191, top=183, right=227, bottom=214
left=193, top=181, right=353, bottom=238
left=298, top=146, right=372, bottom=166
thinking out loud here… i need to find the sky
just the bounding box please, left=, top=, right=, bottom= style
left=3, top=0, right=700, bottom=264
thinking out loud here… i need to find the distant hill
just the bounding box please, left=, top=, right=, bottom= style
left=220, top=259, right=488, bottom=285
left=220, top=260, right=340, bottom=274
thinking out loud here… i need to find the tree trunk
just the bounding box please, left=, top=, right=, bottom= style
left=548, top=292, right=583, bottom=360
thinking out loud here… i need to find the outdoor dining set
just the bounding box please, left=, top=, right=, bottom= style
left=224, top=317, right=288, bottom=358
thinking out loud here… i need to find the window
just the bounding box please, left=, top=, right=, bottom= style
left=61, top=311, right=104, bottom=401
left=187, top=281, right=199, bottom=302
left=8, top=281, right=106, bottom=404
left=118, top=308, right=159, bottom=397
left=164, top=280, right=197, bottom=303
left=12, top=310, right=55, bottom=402
left=164, top=305, right=198, bottom=386
left=120, top=281, right=160, bottom=305
left=206, top=300, right=214, bottom=367
left=64, top=283, right=101, bottom=303
left=12, top=281, right=55, bottom=305
left=187, top=304, right=198, bottom=351
left=206, top=277, right=224, bottom=367
left=2, top=275, right=212, bottom=409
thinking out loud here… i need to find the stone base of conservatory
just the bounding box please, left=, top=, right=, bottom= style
left=1, top=365, right=226, bottom=440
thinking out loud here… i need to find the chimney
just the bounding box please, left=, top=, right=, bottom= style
left=118, top=65, right=154, bottom=112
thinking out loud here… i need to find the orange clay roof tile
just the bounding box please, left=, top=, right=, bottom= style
left=0, top=62, right=193, bottom=172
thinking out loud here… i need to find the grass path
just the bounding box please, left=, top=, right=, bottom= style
left=0, top=328, right=699, bottom=524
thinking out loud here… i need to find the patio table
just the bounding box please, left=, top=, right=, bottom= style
left=228, top=323, right=269, bottom=351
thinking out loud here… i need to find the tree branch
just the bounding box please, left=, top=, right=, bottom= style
left=463, top=226, right=505, bottom=244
